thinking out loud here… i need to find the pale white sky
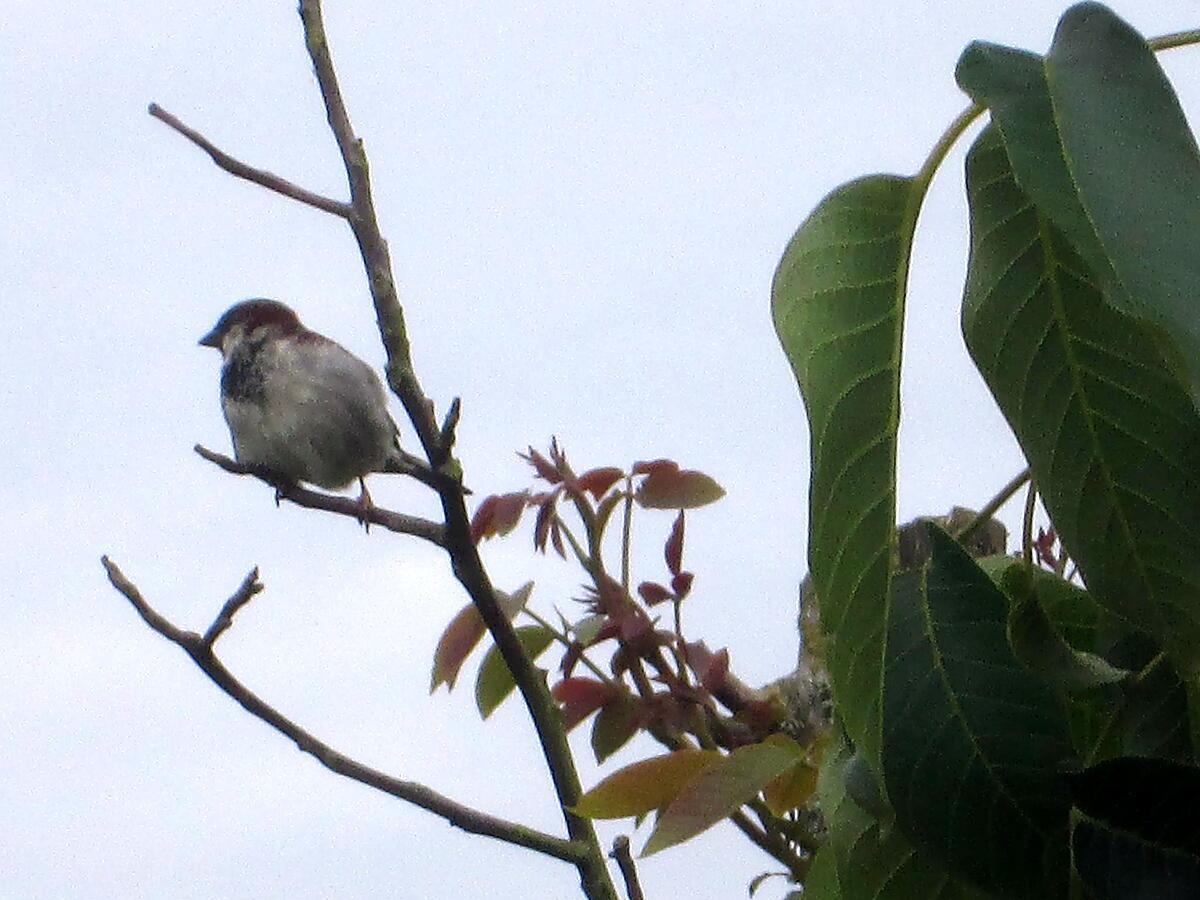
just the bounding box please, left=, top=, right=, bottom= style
left=2, top=3, right=1197, bottom=898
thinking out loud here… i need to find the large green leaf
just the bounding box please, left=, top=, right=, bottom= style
left=813, top=735, right=986, bottom=900
left=957, top=3, right=1200, bottom=406
left=977, top=555, right=1102, bottom=653
left=1002, top=565, right=1128, bottom=692
left=959, top=124, right=1200, bottom=676
left=883, top=524, right=1074, bottom=899
left=1083, top=633, right=1196, bottom=765
left=1071, top=756, right=1200, bottom=900
left=799, top=846, right=840, bottom=900
left=772, top=175, right=914, bottom=775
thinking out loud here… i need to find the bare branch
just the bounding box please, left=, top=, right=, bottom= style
left=951, top=466, right=1031, bottom=544
left=102, top=555, right=197, bottom=645
left=101, top=557, right=584, bottom=864
left=295, top=5, right=618, bottom=899
left=202, top=568, right=263, bottom=647
left=194, top=445, right=446, bottom=546
left=608, top=837, right=645, bottom=900
left=295, top=1, right=443, bottom=460
left=148, top=103, right=351, bottom=218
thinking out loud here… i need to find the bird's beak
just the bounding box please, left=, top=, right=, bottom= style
left=198, top=327, right=222, bottom=349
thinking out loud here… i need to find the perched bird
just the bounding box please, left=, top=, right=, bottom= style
left=199, top=298, right=405, bottom=514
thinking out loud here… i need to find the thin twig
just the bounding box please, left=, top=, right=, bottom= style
left=101, top=557, right=584, bottom=864
left=729, top=808, right=810, bottom=881
left=951, top=467, right=1031, bottom=543
left=296, top=0, right=442, bottom=459
left=1022, top=476, right=1038, bottom=566
left=147, top=103, right=351, bottom=218
left=609, top=837, right=645, bottom=900
left=521, top=607, right=616, bottom=686
left=201, top=567, right=262, bottom=647
left=195, top=445, right=446, bottom=546
left=747, top=798, right=819, bottom=857
left=620, top=475, right=634, bottom=594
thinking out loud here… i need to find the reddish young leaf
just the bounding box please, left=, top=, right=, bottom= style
left=638, top=581, right=674, bottom=606
left=577, top=466, right=625, bottom=499
left=631, top=458, right=680, bottom=478
left=471, top=491, right=529, bottom=542
left=594, top=490, right=627, bottom=538
left=592, top=620, right=622, bottom=646
left=683, top=640, right=719, bottom=684
left=573, top=749, right=723, bottom=819
left=469, top=495, right=497, bottom=544
left=430, top=603, right=486, bottom=692
left=642, top=734, right=804, bottom=855
left=696, top=647, right=730, bottom=695
left=635, top=466, right=725, bottom=510
left=1034, top=527, right=1059, bottom=569
left=587, top=573, right=630, bottom=617
left=665, top=510, right=685, bottom=575
left=430, top=582, right=535, bottom=692
left=520, top=445, right=562, bottom=483
left=532, top=497, right=555, bottom=554
left=552, top=677, right=620, bottom=730
left=549, top=518, right=565, bottom=558
left=616, top=608, right=653, bottom=644
left=671, top=571, right=694, bottom=598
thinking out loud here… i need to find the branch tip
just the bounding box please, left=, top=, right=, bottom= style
left=147, top=103, right=350, bottom=218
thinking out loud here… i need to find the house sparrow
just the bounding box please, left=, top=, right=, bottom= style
left=200, top=299, right=405, bottom=513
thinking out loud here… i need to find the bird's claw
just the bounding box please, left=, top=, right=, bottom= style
left=356, top=478, right=374, bottom=532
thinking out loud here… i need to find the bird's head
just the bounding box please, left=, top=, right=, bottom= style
left=199, top=299, right=306, bottom=357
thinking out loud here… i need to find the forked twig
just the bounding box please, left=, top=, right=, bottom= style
left=101, top=556, right=584, bottom=864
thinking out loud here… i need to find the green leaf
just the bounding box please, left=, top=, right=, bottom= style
left=574, top=749, right=722, bottom=819
left=1071, top=755, right=1200, bottom=900
left=815, top=735, right=987, bottom=900
left=1004, top=567, right=1128, bottom=691
left=590, top=694, right=638, bottom=764
left=474, top=625, right=553, bottom=719
left=1189, top=677, right=1200, bottom=760
left=883, top=524, right=1075, bottom=899
left=978, top=555, right=1102, bottom=651
left=959, top=123, right=1200, bottom=677
left=957, top=5, right=1200, bottom=407
left=1083, top=635, right=1195, bottom=765
left=772, top=174, right=916, bottom=778
left=642, top=734, right=803, bottom=856
left=798, top=849, right=839, bottom=900
left=1047, top=4, right=1200, bottom=402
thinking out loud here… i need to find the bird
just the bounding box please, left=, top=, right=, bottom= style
left=199, top=298, right=406, bottom=519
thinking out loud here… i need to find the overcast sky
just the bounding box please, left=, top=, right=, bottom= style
left=3, top=3, right=1198, bottom=899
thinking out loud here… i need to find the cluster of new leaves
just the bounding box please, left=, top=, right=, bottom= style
left=772, top=4, right=1200, bottom=899
left=432, top=441, right=824, bottom=862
